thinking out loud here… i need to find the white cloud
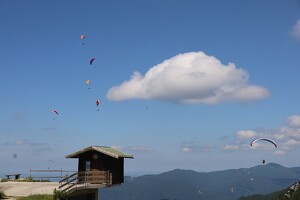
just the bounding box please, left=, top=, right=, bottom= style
left=16, top=140, right=28, bottom=145
left=182, top=147, right=193, bottom=153
left=107, top=52, right=270, bottom=104
left=286, top=115, right=300, bottom=128
left=222, top=145, right=240, bottom=150
left=283, top=139, right=300, bottom=146
left=131, top=146, right=153, bottom=152
left=291, top=19, right=300, bottom=40
left=273, top=130, right=286, bottom=140
left=274, top=150, right=286, bottom=156
left=235, top=130, right=256, bottom=139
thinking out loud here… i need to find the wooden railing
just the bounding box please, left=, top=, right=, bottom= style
left=78, top=171, right=112, bottom=185
left=29, top=169, right=77, bottom=180
left=59, top=170, right=112, bottom=193
left=59, top=172, right=78, bottom=192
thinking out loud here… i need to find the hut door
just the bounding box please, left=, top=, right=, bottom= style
left=85, top=160, right=91, bottom=171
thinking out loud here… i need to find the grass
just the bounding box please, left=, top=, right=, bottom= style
left=1, top=177, right=51, bottom=182
left=16, top=194, right=53, bottom=200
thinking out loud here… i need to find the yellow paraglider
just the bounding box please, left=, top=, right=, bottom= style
left=86, top=79, right=91, bottom=90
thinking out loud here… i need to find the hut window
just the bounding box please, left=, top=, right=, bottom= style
left=85, top=160, right=91, bottom=171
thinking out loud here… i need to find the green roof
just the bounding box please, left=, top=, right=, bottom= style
left=65, top=146, right=134, bottom=159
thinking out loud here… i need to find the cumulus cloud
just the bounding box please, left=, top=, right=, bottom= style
left=131, top=146, right=153, bottom=152
left=222, top=145, right=240, bottom=150
left=274, top=150, right=285, bottom=156
left=182, top=147, right=193, bottom=153
left=107, top=52, right=270, bottom=104
left=283, top=139, right=300, bottom=146
left=291, top=19, right=300, bottom=40
left=181, top=143, right=215, bottom=153
left=235, top=130, right=256, bottom=139
left=12, top=139, right=52, bottom=153
left=286, top=115, right=300, bottom=128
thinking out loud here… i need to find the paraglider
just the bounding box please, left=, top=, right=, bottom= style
left=51, top=109, right=58, bottom=120
left=80, top=34, right=86, bottom=45
left=90, top=57, right=95, bottom=66
left=250, top=138, right=277, bottom=148
left=51, top=109, right=58, bottom=115
left=47, top=160, right=55, bottom=169
left=96, top=99, right=101, bottom=111
left=86, top=79, right=90, bottom=90
left=250, top=138, right=276, bottom=165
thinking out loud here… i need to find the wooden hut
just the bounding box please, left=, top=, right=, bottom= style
left=65, top=146, right=134, bottom=186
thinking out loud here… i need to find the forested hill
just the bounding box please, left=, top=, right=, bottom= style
left=239, top=181, right=300, bottom=200
left=99, top=163, right=300, bottom=200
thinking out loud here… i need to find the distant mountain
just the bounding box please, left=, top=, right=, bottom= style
left=239, top=181, right=300, bottom=200
left=99, top=163, right=300, bottom=200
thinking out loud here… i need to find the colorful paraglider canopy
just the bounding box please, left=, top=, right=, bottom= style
left=250, top=138, right=277, bottom=148
left=90, top=58, right=95, bottom=65
left=86, top=79, right=90, bottom=85
left=80, top=35, right=86, bottom=39
left=96, top=100, right=101, bottom=106
left=51, top=110, right=58, bottom=115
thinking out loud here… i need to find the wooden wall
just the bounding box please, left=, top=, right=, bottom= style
left=77, top=150, right=124, bottom=185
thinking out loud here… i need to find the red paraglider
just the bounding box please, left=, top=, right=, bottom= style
left=96, top=100, right=101, bottom=111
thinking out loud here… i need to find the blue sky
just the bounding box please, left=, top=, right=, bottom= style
left=1, top=0, right=300, bottom=176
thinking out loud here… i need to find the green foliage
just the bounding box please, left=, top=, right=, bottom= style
left=239, top=182, right=300, bottom=200
left=16, top=194, right=53, bottom=200
left=0, top=191, right=7, bottom=199
left=276, top=186, right=300, bottom=200
left=53, top=189, right=68, bottom=200
left=0, top=178, right=9, bottom=182
left=1, top=176, right=50, bottom=182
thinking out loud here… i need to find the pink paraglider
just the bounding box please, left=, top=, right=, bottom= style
left=51, top=109, right=58, bottom=120
left=51, top=110, right=58, bottom=115
left=80, top=35, right=86, bottom=45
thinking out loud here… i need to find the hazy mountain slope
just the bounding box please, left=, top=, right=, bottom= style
left=99, top=163, right=300, bottom=200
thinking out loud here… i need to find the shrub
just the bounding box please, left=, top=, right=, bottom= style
left=53, top=189, right=68, bottom=200
left=0, top=191, right=6, bottom=199
left=17, top=194, right=53, bottom=200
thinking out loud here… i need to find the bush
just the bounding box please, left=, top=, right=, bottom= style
left=0, top=178, right=9, bottom=182
left=0, top=191, right=6, bottom=199
left=53, top=189, right=68, bottom=200
left=17, top=194, right=53, bottom=200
